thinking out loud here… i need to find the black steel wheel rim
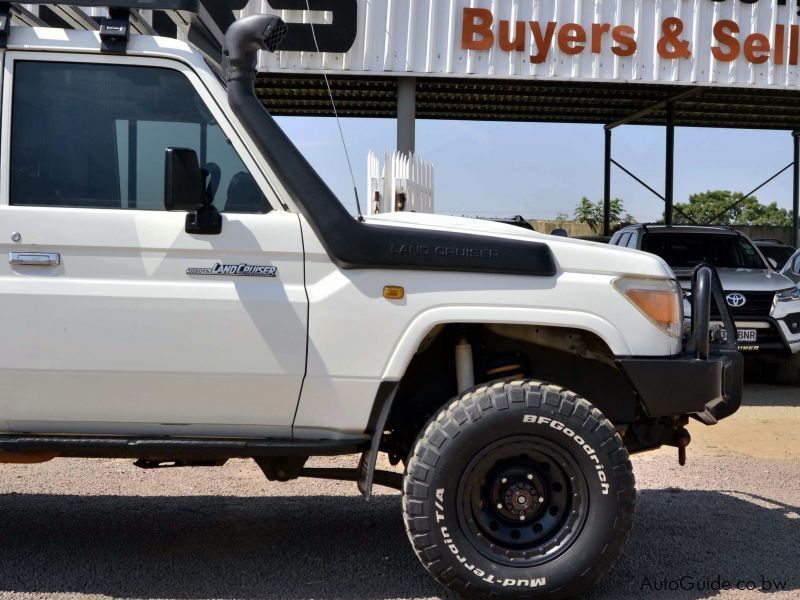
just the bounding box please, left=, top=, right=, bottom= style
left=456, top=436, right=589, bottom=567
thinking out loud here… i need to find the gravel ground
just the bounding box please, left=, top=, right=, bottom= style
left=0, top=383, right=797, bottom=600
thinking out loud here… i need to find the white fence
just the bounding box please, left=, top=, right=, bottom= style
left=367, top=151, right=435, bottom=215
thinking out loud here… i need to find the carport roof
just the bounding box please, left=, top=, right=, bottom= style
left=256, top=74, right=800, bottom=131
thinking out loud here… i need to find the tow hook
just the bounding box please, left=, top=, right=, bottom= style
left=674, top=429, right=691, bottom=466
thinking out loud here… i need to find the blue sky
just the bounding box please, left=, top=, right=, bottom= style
left=276, top=116, right=797, bottom=223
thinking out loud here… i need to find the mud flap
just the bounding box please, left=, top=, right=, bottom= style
left=357, top=381, right=398, bottom=499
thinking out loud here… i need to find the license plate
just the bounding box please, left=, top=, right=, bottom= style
left=716, top=328, right=757, bottom=342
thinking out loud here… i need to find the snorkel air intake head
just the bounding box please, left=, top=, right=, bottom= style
left=223, top=15, right=288, bottom=82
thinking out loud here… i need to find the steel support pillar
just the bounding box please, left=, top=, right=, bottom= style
left=793, top=131, right=800, bottom=248
left=603, top=129, right=612, bottom=236
left=664, top=102, right=675, bottom=226
left=397, top=77, right=416, bottom=154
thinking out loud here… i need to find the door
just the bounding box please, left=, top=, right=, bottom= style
left=0, top=54, right=308, bottom=437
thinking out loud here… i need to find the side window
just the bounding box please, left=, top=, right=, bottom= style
left=617, top=232, right=631, bottom=247
left=609, top=232, right=622, bottom=246
left=626, top=232, right=638, bottom=248
left=794, top=254, right=800, bottom=274
left=10, top=61, right=269, bottom=213
left=738, top=239, right=762, bottom=266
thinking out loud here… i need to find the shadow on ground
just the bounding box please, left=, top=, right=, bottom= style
left=0, top=488, right=796, bottom=599
left=738, top=381, right=800, bottom=407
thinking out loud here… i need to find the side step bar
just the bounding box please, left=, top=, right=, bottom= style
left=0, top=435, right=369, bottom=460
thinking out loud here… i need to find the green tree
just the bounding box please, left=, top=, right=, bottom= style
left=672, top=190, right=792, bottom=226
left=573, top=197, right=635, bottom=233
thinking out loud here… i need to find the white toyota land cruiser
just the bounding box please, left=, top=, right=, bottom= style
left=0, top=2, right=743, bottom=598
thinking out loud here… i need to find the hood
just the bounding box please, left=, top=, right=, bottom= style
left=366, top=212, right=675, bottom=279
left=672, top=266, right=797, bottom=292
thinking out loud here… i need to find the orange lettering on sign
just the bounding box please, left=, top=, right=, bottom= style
left=712, top=20, right=739, bottom=61
left=591, top=23, right=612, bottom=54
left=462, top=8, right=494, bottom=51
left=558, top=23, right=586, bottom=55
left=499, top=20, right=526, bottom=51
left=744, top=33, right=770, bottom=64
left=530, top=21, right=557, bottom=63
left=657, top=17, right=691, bottom=59
left=459, top=8, right=798, bottom=67
left=611, top=25, right=636, bottom=57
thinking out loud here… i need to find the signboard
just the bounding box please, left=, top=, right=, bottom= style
left=245, top=0, right=800, bottom=89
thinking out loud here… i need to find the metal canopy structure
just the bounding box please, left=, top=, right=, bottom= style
left=256, top=76, right=800, bottom=131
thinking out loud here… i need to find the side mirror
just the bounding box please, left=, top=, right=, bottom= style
left=165, top=147, right=204, bottom=211
left=164, top=147, right=222, bottom=235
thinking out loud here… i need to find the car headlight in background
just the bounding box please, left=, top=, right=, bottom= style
left=614, top=277, right=683, bottom=338
left=775, top=286, right=800, bottom=303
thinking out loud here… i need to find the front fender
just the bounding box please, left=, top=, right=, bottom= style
left=380, top=306, right=632, bottom=380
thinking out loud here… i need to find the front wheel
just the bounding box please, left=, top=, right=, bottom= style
left=402, top=380, right=635, bottom=599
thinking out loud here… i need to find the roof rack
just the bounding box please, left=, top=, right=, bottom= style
left=0, top=0, right=199, bottom=50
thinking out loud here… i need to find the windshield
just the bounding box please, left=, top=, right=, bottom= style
left=642, top=233, right=767, bottom=269
left=757, top=245, right=795, bottom=269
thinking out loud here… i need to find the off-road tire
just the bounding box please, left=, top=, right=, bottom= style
left=402, top=380, right=635, bottom=599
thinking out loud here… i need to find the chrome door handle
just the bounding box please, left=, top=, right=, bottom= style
left=9, top=252, right=61, bottom=266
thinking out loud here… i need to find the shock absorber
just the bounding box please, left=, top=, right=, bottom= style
left=455, top=337, right=475, bottom=394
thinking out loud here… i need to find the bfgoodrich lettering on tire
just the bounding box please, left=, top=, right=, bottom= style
left=402, top=380, right=635, bottom=599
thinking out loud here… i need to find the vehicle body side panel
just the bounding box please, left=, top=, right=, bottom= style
left=293, top=217, right=678, bottom=435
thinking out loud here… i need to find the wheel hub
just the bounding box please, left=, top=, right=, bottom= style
left=458, top=438, right=589, bottom=567
left=492, top=467, right=545, bottom=522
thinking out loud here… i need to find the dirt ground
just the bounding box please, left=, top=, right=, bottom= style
left=650, top=383, right=800, bottom=461
left=0, top=382, right=797, bottom=600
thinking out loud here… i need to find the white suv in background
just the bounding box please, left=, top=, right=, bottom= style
left=611, top=225, right=800, bottom=384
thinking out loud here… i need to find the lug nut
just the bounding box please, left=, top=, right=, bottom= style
left=501, top=478, right=507, bottom=484
left=520, top=515, right=525, bottom=521
left=497, top=503, right=503, bottom=509
left=539, top=497, right=544, bottom=503
left=527, top=474, right=533, bottom=480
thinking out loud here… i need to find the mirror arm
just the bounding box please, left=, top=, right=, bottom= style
left=186, top=204, right=222, bottom=235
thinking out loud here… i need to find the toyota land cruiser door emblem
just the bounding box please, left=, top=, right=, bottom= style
left=726, top=293, right=746, bottom=308
left=186, top=263, right=278, bottom=277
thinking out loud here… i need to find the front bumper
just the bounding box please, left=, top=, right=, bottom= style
left=619, top=266, right=744, bottom=425
left=620, top=349, right=742, bottom=424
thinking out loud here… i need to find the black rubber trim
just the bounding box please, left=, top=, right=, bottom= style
left=357, top=380, right=399, bottom=499
left=223, top=17, right=557, bottom=277
left=0, top=435, right=369, bottom=459
left=619, top=349, right=742, bottom=421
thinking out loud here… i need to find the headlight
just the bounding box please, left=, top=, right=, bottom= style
left=776, top=286, right=800, bottom=302
left=614, top=277, right=683, bottom=338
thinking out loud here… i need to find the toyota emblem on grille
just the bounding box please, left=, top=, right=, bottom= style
left=726, top=293, right=747, bottom=308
